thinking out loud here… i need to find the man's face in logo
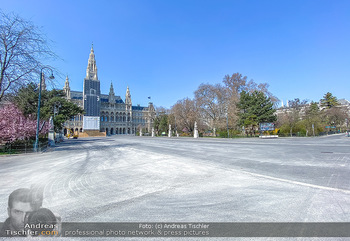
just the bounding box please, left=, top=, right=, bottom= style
left=8, top=201, right=33, bottom=230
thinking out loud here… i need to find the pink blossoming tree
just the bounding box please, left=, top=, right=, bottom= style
left=0, top=103, right=49, bottom=143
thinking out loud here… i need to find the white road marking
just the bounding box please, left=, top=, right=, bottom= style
left=240, top=169, right=350, bottom=194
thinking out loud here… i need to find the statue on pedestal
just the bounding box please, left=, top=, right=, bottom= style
left=48, top=116, right=55, bottom=146
left=168, top=124, right=172, bottom=137
left=194, top=121, right=199, bottom=138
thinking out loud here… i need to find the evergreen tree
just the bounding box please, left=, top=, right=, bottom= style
left=320, top=92, right=339, bottom=109
left=153, top=114, right=168, bottom=135
left=237, top=91, right=276, bottom=135
left=304, top=101, right=321, bottom=135
left=13, top=83, right=84, bottom=132
left=320, top=93, right=347, bottom=131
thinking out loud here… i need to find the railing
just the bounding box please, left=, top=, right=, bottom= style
left=0, top=140, right=49, bottom=155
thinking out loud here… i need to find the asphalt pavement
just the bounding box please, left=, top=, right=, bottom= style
left=0, top=134, right=349, bottom=240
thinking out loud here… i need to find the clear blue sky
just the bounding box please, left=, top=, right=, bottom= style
left=1, top=0, right=350, bottom=108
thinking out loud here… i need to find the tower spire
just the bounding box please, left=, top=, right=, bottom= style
left=109, top=81, right=115, bottom=95
left=86, top=43, right=98, bottom=80
left=39, top=72, right=46, bottom=91
left=125, top=86, right=132, bottom=106
left=108, top=81, right=116, bottom=103
left=63, top=75, right=71, bottom=99
left=125, top=86, right=132, bottom=119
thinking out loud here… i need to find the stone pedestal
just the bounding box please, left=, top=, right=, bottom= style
left=194, top=121, right=199, bottom=138
left=168, top=124, right=172, bottom=138
left=152, top=128, right=155, bottom=137
left=48, top=116, right=55, bottom=146
left=48, top=131, right=55, bottom=146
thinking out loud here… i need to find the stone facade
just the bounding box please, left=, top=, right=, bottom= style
left=63, top=46, right=155, bottom=136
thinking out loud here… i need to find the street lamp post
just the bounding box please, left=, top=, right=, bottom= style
left=34, top=67, right=54, bottom=152
left=174, top=115, right=178, bottom=137
left=225, top=106, right=229, bottom=138
left=226, top=112, right=229, bottom=138
left=53, top=101, right=61, bottom=143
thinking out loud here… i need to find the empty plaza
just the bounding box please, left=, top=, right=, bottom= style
left=0, top=135, right=349, bottom=223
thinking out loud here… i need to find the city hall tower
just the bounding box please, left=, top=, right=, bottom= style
left=83, top=44, right=101, bottom=130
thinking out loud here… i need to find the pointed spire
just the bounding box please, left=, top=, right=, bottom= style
left=126, top=86, right=130, bottom=95
left=86, top=44, right=98, bottom=80
left=65, top=75, right=69, bottom=86
left=39, top=72, right=46, bottom=91
left=125, top=86, right=132, bottom=106
left=108, top=81, right=116, bottom=103
left=89, top=43, right=95, bottom=57
left=109, top=81, right=114, bottom=95
left=63, top=75, right=71, bottom=99
left=281, top=100, right=284, bottom=108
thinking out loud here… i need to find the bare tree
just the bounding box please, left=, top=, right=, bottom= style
left=322, top=105, right=349, bottom=130
left=222, top=73, right=279, bottom=124
left=279, top=98, right=308, bottom=136
left=155, top=106, right=170, bottom=115
left=0, top=11, right=57, bottom=101
left=248, top=81, right=279, bottom=104
left=194, top=83, right=228, bottom=135
left=222, top=73, right=247, bottom=100
left=171, top=98, right=199, bottom=134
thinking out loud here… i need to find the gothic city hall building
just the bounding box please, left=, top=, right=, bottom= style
left=63, top=46, right=155, bottom=136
